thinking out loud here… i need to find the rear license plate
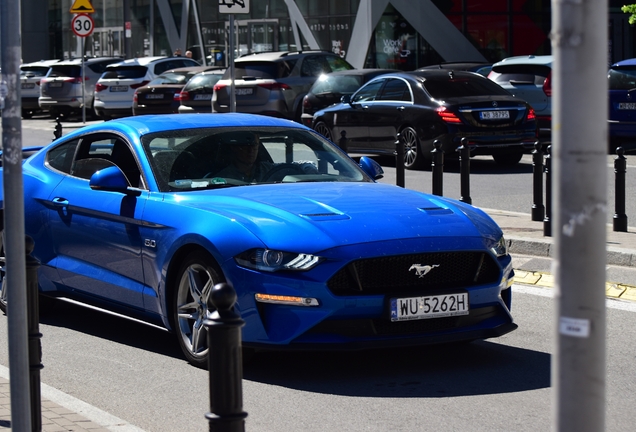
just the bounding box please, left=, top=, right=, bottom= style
left=21, top=83, right=35, bottom=89
left=194, top=94, right=212, bottom=100
left=390, top=293, right=469, bottom=322
left=110, top=85, right=128, bottom=92
left=618, top=102, right=636, bottom=110
left=145, top=94, right=164, bottom=99
left=480, top=110, right=509, bottom=120
left=235, top=88, right=254, bottom=96
left=48, top=82, right=63, bottom=88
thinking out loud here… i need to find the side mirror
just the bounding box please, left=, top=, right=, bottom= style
left=358, top=156, right=384, bottom=180
left=341, top=94, right=352, bottom=105
left=89, top=166, right=133, bottom=193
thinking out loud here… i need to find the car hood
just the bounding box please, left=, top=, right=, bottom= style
left=179, top=182, right=501, bottom=252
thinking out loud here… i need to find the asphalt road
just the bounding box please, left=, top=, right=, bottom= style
left=1, top=286, right=635, bottom=431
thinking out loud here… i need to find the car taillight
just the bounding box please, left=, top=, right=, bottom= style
left=64, top=77, right=83, bottom=84
left=130, top=80, right=149, bottom=89
left=213, top=83, right=227, bottom=92
left=173, top=92, right=181, bottom=101
left=527, top=107, right=536, bottom=121
left=258, top=82, right=291, bottom=91
left=543, top=71, right=552, bottom=97
left=133, top=91, right=138, bottom=103
left=303, top=96, right=311, bottom=108
left=436, top=106, right=462, bottom=123
left=95, top=83, right=108, bottom=92
left=179, top=91, right=190, bottom=101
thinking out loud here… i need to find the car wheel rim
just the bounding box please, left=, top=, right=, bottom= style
left=402, top=128, right=418, bottom=166
left=176, top=262, right=215, bottom=360
left=315, top=123, right=332, bottom=141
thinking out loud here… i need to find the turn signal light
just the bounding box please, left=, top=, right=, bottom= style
left=255, top=293, right=319, bottom=306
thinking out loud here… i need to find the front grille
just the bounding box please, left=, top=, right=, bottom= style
left=327, top=252, right=500, bottom=296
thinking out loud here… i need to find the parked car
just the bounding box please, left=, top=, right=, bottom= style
left=177, top=69, right=226, bottom=113
left=38, top=57, right=122, bottom=119
left=418, top=62, right=492, bottom=76
left=300, top=68, right=394, bottom=127
left=0, top=113, right=516, bottom=368
left=94, top=56, right=200, bottom=119
left=608, top=58, right=636, bottom=151
left=20, top=59, right=62, bottom=118
left=488, top=55, right=552, bottom=140
left=132, top=66, right=222, bottom=115
left=212, top=50, right=354, bottom=122
left=312, top=70, right=538, bottom=169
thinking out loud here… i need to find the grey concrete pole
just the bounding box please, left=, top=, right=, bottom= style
left=229, top=15, right=236, bottom=113
left=551, top=1, right=607, bottom=431
left=1, top=1, right=33, bottom=431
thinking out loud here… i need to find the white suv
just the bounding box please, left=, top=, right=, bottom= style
left=39, top=57, right=122, bottom=119
left=20, top=59, right=61, bottom=118
left=93, top=56, right=200, bottom=119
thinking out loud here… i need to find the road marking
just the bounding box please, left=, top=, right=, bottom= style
left=514, top=283, right=636, bottom=312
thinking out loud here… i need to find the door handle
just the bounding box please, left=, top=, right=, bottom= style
left=51, top=197, right=69, bottom=207
left=397, top=106, right=405, bottom=112
left=362, top=105, right=369, bottom=110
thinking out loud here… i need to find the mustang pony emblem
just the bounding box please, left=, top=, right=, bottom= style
left=409, top=264, right=440, bottom=278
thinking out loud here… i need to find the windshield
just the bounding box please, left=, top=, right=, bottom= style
left=142, top=127, right=369, bottom=192
left=609, top=67, right=636, bottom=90
left=149, top=72, right=189, bottom=85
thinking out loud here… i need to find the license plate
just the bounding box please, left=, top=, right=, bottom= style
left=194, top=94, right=212, bottom=100
left=618, top=102, right=636, bottom=110
left=390, top=293, right=469, bottom=322
left=236, top=88, right=253, bottom=96
left=480, top=110, right=509, bottom=120
left=48, top=82, right=63, bottom=88
left=110, top=85, right=128, bottom=92
left=21, top=83, right=35, bottom=89
left=145, top=94, right=164, bottom=99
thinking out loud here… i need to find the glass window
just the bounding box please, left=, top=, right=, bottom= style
left=377, top=78, right=410, bottom=101
left=609, top=68, right=636, bottom=90
left=301, top=56, right=331, bottom=77
left=326, top=55, right=354, bottom=72
left=103, top=66, right=148, bottom=79
left=46, top=140, right=78, bottom=174
left=423, top=76, right=510, bottom=99
left=352, top=79, right=385, bottom=102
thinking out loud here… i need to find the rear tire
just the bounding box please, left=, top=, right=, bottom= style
left=21, top=110, right=33, bottom=119
left=314, top=121, right=334, bottom=142
left=401, top=126, right=426, bottom=170
left=492, top=151, right=523, bottom=166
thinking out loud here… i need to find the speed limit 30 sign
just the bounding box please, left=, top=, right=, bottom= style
left=72, top=13, right=94, bottom=37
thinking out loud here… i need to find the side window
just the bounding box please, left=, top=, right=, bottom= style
left=377, top=79, right=411, bottom=102
left=71, top=135, right=142, bottom=187
left=325, top=56, right=353, bottom=72
left=351, top=79, right=385, bottom=103
left=301, top=56, right=330, bottom=77
left=46, top=139, right=79, bottom=174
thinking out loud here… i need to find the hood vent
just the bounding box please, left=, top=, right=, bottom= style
left=301, top=212, right=350, bottom=221
left=419, top=206, right=454, bottom=215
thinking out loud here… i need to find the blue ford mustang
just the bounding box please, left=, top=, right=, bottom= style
left=0, top=113, right=516, bottom=367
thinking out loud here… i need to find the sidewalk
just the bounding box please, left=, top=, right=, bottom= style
left=2, top=208, right=636, bottom=431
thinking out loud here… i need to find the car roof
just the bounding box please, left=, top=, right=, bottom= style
left=320, top=68, right=394, bottom=77
left=492, top=55, right=553, bottom=67
left=611, top=58, right=636, bottom=68
left=106, top=56, right=168, bottom=68
left=417, top=62, right=491, bottom=71
left=21, top=59, right=64, bottom=68
left=163, top=65, right=223, bottom=74
left=51, top=57, right=122, bottom=66
left=60, top=113, right=310, bottom=140
left=235, top=50, right=339, bottom=62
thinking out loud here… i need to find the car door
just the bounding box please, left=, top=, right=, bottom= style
left=46, top=133, right=147, bottom=308
left=365, top=77, right=414, bottom=151
left=332, top=78, right=386, bottom=152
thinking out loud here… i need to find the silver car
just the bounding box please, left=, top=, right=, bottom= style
left=20, top=59, right=62, bottom=118
left=39, top=57, right=122, bottom=119
left=212, top=51, right=354, bottom=122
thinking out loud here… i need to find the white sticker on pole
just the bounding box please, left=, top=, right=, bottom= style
left=559, top=316, right=590, bottom=338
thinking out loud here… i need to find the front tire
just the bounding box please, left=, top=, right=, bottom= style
left=173, top=250, right=224, bottom=368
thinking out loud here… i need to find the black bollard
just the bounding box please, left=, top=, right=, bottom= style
left=395, top=132, right=405, bottom=188
left=457, top=138, right=472, bottom=205
left=431, top=139, right=444, bottom=196
left=338, top=130, right=349, bottom=153
left=543, top=145, right=552, bottom=237
left=614, top=146, right=628, bottom=232
left=205, top=283, right=247, bottom=432
left=53, top=117, right=62, bottom=141
left=25, top=236, right=42, bottom=432
left=531, top=141, right=545, bottom=221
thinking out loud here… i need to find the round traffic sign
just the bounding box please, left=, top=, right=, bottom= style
left=71, top=14, right=94, bottom=38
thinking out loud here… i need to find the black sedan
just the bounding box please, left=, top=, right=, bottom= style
left=132, top=66, right=223, bottom=115
left=300, top=68, right=394, bottom=127
left=312, top=70, right=538, bottom=169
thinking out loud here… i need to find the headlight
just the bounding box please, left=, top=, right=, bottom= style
left=490, top=236, right=508, bottom=257
left=235, top=248, right=322, bottom=272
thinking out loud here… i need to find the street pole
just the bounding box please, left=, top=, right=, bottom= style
left=551, top=1, right=607, bottom=431
left=229, top=14, right=236, bottom=113
left=1, top=1, right=33, bottom=431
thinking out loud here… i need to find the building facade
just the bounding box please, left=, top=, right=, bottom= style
left=20, top=0, right=636, bottom=68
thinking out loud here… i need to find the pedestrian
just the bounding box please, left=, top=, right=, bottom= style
left=174, top=48, right=182, bottom=56
left=185, top=50, right=193, bottom=59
